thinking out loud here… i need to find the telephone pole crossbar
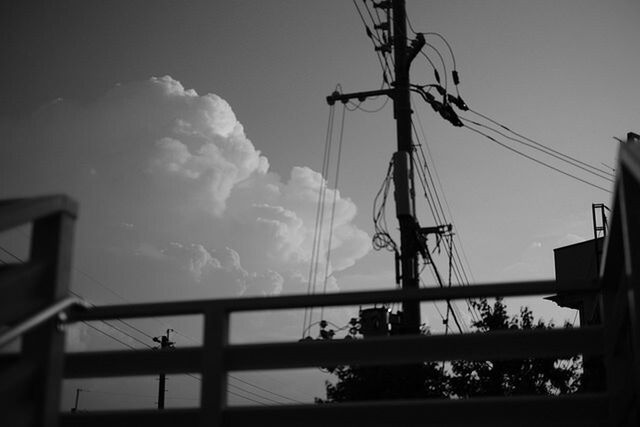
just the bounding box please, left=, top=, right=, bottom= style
left=326, top=89, right=394, bottom=105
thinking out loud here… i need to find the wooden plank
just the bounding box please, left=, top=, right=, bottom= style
left=59, top=409, right=199, bottom=427
left=57, top=394, right=607, bottom=427
left=226, top=327, right=604, bottom=371
left=22, top=212, right=75, bottom=427
left=69, top=279, right=598, bottom=322
left=64, top=347, right=202, bottom=378
left=619, top=165, right=640, bottom=417
left=64, top=328, right=603, bottom=378
left=223, top=393, right=608, bottom=427
left=0, top=195, right=77, bottom=232
left=0, top=262, right=48, bottom=325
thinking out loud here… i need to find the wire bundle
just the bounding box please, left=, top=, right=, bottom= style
left=301, top=102, right=348, bottom=338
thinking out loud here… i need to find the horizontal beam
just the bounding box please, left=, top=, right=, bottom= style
left=226, top=327, right=604, bottom=371
left=58, top=394, right=608, bottom=427
left=0, top=195, right=77, bottom=232
left=64, top=347, right=201, bottom=378
left=326, top=88, right=394, bottom=105
left=62, top=328, right=603, bottom=378
left=69, top=279, right=597, bottom=321
left=225, top=394, right=608, bottom=427
left=60, top=409, right=198, bottom=427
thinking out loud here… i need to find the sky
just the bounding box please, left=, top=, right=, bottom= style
left=1, top=0, right=639, bottom=410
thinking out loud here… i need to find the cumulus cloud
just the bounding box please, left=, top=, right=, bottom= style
left=0, top=76, right=370, bottom=302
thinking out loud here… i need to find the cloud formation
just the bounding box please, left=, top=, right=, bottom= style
left=0, top=76, right=370, bottom=301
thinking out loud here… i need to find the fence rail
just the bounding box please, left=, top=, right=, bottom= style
left=2, top=138, right=640, bottom=426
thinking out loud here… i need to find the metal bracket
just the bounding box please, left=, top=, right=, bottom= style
left=326, top=88, right=394, bottom=106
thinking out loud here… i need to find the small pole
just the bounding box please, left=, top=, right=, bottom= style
left=153, top=329, right=174, bottom=410
left=71, top=388, right=82, bottom=412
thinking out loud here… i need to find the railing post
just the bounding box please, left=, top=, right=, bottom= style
left=22, top=212, right=75, bottom=427
left=200, top=307, right=228, bottom=427
left=619, top=166, right=640, bottom=425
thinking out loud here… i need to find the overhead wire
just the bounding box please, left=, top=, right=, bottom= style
left=462, top=117, right=614, bottom=183
left=302, top=102, right=335, bottom=337
left=461, top=121, right=612, bottom=193
left=423, top=44, right=448, bottom=94
left=363, top=0, right=395, bottom=78
left=80, top=388, right=197, bottom=402
left=411, top=95, right=481, bottom=323
left=372, top=160, right=398, bottom=253
left=320, top=105, right=347, bottom=321
left=412, top=151, right=470, bottom=331
left=352, top=0, right=394, bottom=86
left=406, top=15, right=462, bottom=97
left=411, top=143, right=468, bottom=330
left=466, top=108, right=615, bottom=179
left=0, top=242, right=156, bottom=348
left=0, top=241, right=302, bottom=406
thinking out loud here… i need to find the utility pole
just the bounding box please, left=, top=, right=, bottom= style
left=153, top=329, right=174, bottom=409
left=391, top=0, right=421, bottom=334
left=327, top=0, right=424, bottom=333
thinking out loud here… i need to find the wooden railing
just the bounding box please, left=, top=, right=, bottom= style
left=0, top=195, right=78, bottom=427
left=600, top=140, right=640, bottom=427
left=1, top=139, right=639, bottom=427
left=58, top=279, right=606, bottom=427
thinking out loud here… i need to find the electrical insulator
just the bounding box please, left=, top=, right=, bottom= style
left=375, top=44, right=392, bottom=54
left=452, top=70, right=460, bottom=86
left=373, top=1, right=392, bottom=10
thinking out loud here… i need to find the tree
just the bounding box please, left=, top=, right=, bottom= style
left=319, top=298, right=581, bottom=403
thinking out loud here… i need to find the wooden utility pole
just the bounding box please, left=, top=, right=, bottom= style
left=327, top=0, right=424, bottom=333
left=153, top=329, right=174, bottom=409
left=391, top=0, right=420, bottom=334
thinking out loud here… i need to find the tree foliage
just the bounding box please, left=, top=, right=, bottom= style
left=320, top=298, right=581, bottom=403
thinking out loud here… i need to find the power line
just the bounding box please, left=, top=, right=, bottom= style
left=410, top=99, right=481, bottom=323
left=83, top=322, right=138, bottom=350
left=0, top=241, right=302, bottom=406
left=229, top=375, right=304, bottom=404
left=352, top=0, right=393, bottom=86
left=412, top=102, right=478, bottom=292
left=462, top=122, right=612, bottom=193
left=0, top=244, right=22, bottom=262
left=467, top=108, right=614, bottom=179
left=303, top=103, right=336, bottom=337
left=462, top=117, right=614, bottom=183
left=81, top=388, right=198, bottom=402
left=83, top=324, right=286, bottom=406
left=320, top=105, right=347, bottom=321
